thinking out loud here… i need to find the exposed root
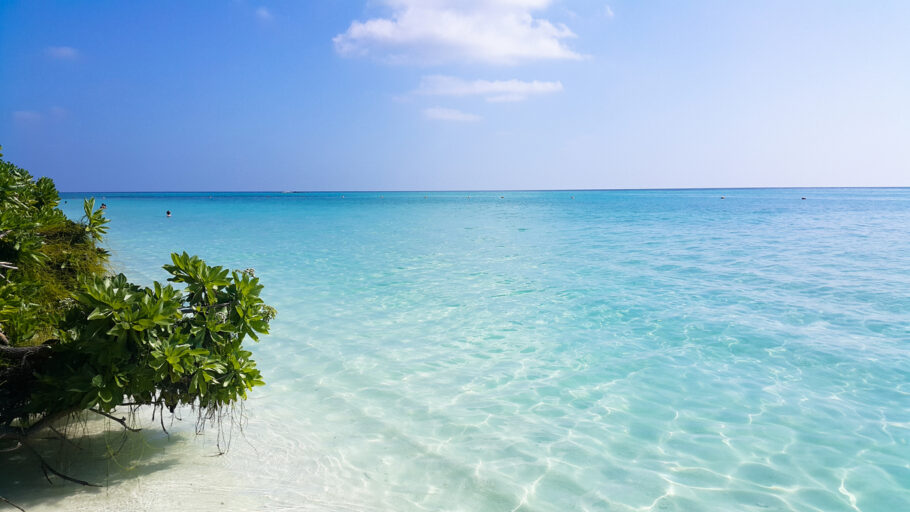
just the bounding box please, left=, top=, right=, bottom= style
left=2, top=399, right=253, bottom=494
left=0, top=495, right=26, bottom=512
left=0, top=441, right=21, bottom=453
left=22, top=442, right=100, bottom=487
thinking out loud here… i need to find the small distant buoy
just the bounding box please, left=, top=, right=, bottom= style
left=166, top=210, right=171, bottom=217
left=721, top=196, right=725, bottom=199
left=500, top=196, right=504, bottom=199
left=801, top=197, right=806, bottom=200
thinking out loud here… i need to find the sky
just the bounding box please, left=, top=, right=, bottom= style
left=1, top=0, right=908, bottom=191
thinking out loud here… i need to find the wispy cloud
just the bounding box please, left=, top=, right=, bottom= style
left=45, top=46, right=79, bottom=60
left=48, top=106, right=68, bottom=118
left=256, top=7, right=273, bottom=21
left=334, top=0, right=580, bottom=65
left=416, top=75, right=563, bottom=103
left=13, top=110, right=43, bottom=122
left=604, top=5, right=615, bottom=19
left=423, top=107, right=481, bottom=122
left=12, top=107, right=68, bottom=123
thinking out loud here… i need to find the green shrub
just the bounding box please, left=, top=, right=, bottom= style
left=0, top=146, right=275, bottom=487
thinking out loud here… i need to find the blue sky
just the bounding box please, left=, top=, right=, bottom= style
left=1, top=0, right=908, bottom=191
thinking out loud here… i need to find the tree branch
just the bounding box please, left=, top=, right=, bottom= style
left=178, top=301, right=234, bottom=314
left=20, top=409, right=77, bottom=439
left=0, top=345, right=48, bottom=359
left=89, top=409, right=141, bottom=432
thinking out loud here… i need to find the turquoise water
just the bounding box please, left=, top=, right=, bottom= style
left=22, top=190, right=910, bottom=510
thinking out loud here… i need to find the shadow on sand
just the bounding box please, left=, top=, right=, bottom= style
left=0, top=415, right=195, bottom=511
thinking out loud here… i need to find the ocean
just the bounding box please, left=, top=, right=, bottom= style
left=5, top=189, right=910, bottom=511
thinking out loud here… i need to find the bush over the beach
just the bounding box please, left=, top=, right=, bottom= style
left=0, top=146, right=275, bottom=489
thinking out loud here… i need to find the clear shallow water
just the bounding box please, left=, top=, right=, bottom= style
left=5, top=189, right=910, bottom=511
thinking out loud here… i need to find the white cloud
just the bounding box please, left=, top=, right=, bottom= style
left=334, top=0, right=580, bottom=64
left=423, top=107, right=481, bottom=122
left=604, top=5, right=614, bottom=19
left=45, top=46, right=79, bottom=59
left=416, top=75, right=563, bottom=102
left=256, top=7, right=273, bottom=21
